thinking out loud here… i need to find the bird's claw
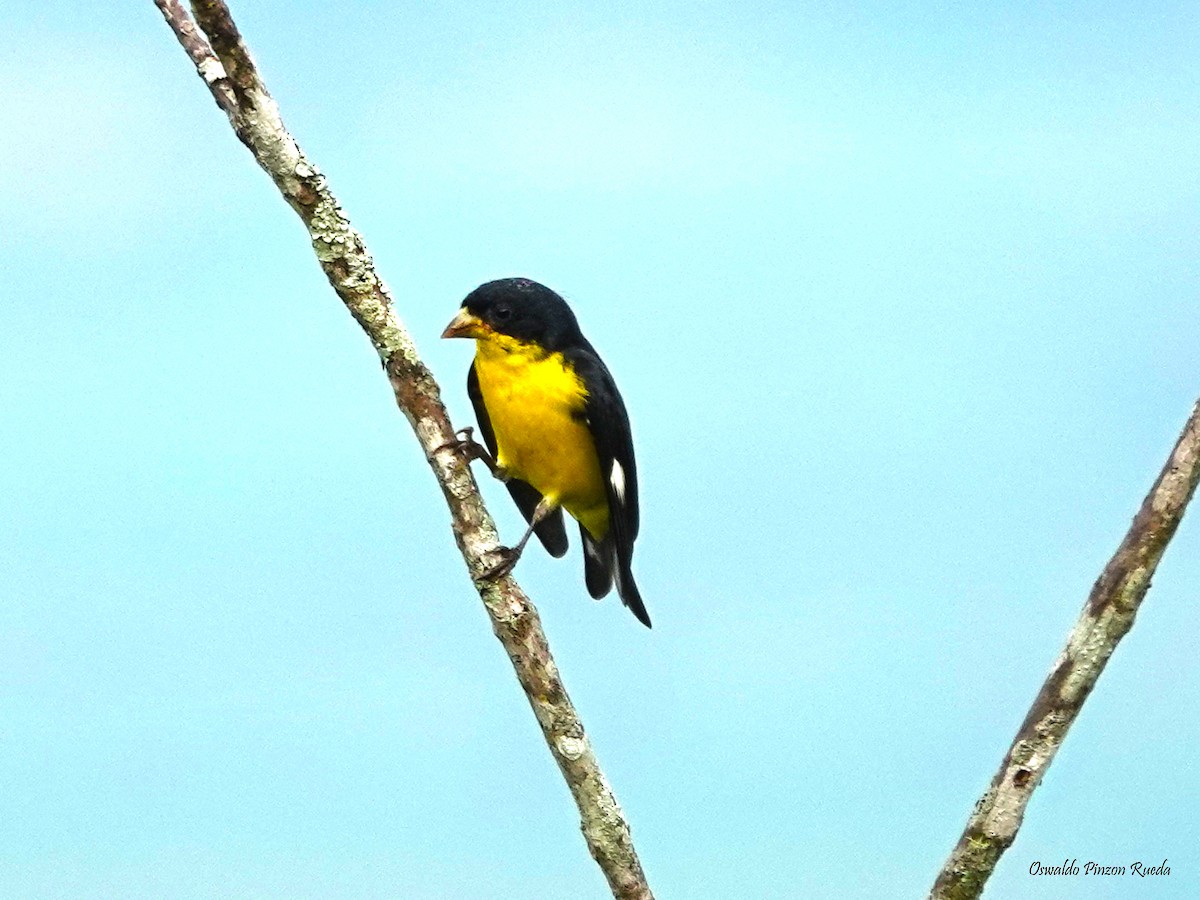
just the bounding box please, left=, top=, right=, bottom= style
left=436, top=427, right=509, bottom=480
left=435, top=426, right=487, bottom=460
left=478, top=546, right=521, bottom=581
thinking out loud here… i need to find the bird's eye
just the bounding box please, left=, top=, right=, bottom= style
left=494, top=305, right=512, bottom=321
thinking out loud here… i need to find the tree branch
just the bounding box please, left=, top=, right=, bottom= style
left=930, top=399, right=1200, bottom=899
left=155, top=3, right=653, bottom=896
left=154, top=0, right=237, bottom=118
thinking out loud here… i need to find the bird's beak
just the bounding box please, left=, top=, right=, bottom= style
left=441, top=308, right=487, bottom=340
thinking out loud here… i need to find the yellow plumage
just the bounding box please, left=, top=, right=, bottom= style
left=472, top=335, right=610, bottom=540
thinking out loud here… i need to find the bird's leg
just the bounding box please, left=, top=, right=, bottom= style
left=480, top=497, right=557, bottom=580
left=436, top=426, right=508, bottom=480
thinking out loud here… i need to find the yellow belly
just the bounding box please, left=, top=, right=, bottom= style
left=473, top=340, right=610, bottom=538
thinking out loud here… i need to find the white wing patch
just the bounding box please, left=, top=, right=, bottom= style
left=610, top=460, right=626, bottom=504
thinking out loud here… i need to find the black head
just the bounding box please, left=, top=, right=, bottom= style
left=443, top=278, right=584, bottom=352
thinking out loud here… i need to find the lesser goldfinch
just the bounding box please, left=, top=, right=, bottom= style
left=441, top=278, right=650, bottom=627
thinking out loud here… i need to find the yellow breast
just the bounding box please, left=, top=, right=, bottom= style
left=473, top=338, right=610, bottom=538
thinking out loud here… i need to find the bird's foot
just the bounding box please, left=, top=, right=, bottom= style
left=479, top=545, right=522, bottom=581
left=436, top=427, right=507, bottom=479
left=435, top=426, right=485, bottom=459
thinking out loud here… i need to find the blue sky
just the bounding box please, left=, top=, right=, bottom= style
left=3, top=2, right=1199, bottom=898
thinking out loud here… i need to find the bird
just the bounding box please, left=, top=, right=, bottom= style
left=441, top=277, right=650, bottom=627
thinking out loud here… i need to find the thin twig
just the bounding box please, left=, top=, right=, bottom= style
left=154, top=0, right=237, bottom=118
left=930, top=399, right=1200, bottom=899
left=155, top=3, right=653, bottom=896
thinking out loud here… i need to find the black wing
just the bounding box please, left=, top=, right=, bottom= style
left=467, top=362, right=568, bottom=558
left=572, top=349, right=650, bottom=627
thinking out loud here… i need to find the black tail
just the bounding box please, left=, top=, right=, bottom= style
left=615, top=558, right=651, bottom=628
left=581, top=526, right=612, bottom=598
left=581, top=525, right=650, bottom=627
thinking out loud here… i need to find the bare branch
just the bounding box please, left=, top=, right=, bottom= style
left=156, top=2, right=653, bottom=896
left=154, top=0, right=237, bottom=119
left=931, top=399, right=1200, bottom=899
